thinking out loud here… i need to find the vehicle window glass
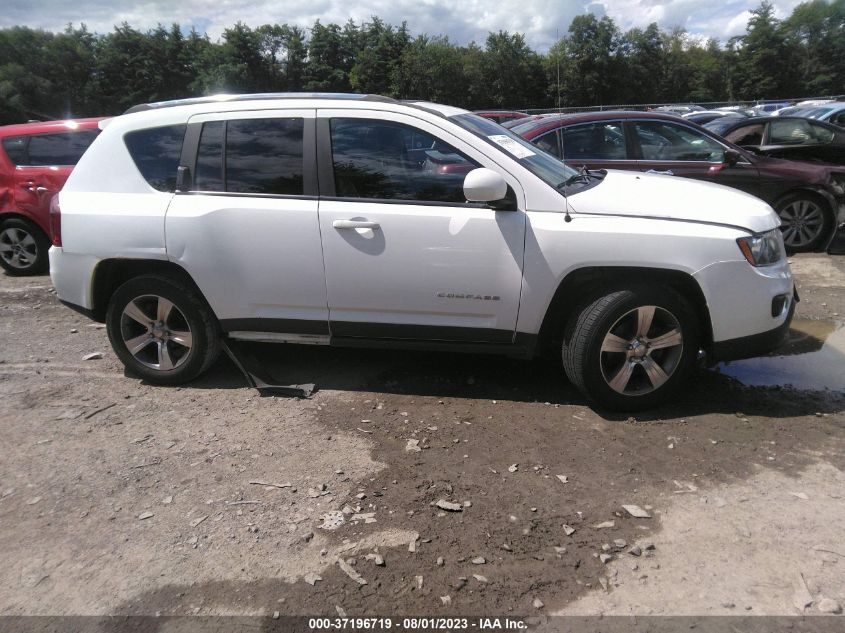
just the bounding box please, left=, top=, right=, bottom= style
left=533, top=131, right=560, bottom=158
left=124, top=125, right=186, bottom=192
left=25, top=130, right=99, bottom=166
left=1, top=136, right=28, bottom=165
left=225, top=118, right=304, bottom=195
left=329, top=118, right=479, bottom=203
left=832, top=111, right=845, bottom=126
left=194, top=120, right=224, bottom=191
left=451, top=113, right=579, bottom=193
left=633, top=121, right=725, bottom=162
left=561, top=122, right=625, bottom=160
left=770, top=119, right=834, bottom=145
left=3, top=130, right=99, bottom=167
left=725, top=124, right=764, bottom=146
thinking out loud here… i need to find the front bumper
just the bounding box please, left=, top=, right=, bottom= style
left=708, top=288, right=796, bottom=363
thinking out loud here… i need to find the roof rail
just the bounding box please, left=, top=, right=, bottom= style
left=123, top=92, right=397, bottom=115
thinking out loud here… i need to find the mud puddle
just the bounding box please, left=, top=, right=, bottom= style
left=715, top=319, right=845, bottom=391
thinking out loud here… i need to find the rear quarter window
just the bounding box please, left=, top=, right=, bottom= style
left=2, top=129, right=99, bottom=167
left=124, top=125, right=186, bottom=192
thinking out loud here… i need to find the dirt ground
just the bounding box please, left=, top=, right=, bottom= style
left=0, top=253, right=843, bottom=621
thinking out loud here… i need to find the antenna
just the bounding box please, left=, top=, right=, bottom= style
left=556, top=28, right=561, bottom=113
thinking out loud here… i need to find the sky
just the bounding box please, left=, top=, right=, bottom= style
left=2, top=0, right=807, bottom=51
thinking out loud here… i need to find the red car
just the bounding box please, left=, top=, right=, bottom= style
left=515, top=110, right=845, bottom=253
left=0, top=118, right=103, bottom=275
left=474, top=110, right=530, bottom=124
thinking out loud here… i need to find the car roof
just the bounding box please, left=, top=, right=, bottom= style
left=516, top=110, right=685, bottom=139
left=0, top=117, right=105, bottom=137
left=120, top=93, right=471, bottom=121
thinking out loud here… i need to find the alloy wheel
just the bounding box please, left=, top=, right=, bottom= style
left=0, top=227, right=38, bottom=270
left=779, top=198, right=824, bottom=249
left=120, top=294, right=193, bottom=371
left=599, top=305, right=684, bottom=396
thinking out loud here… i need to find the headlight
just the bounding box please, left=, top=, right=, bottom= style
left=737, top=229, right=785, bottom=266
left=830, top=174, right=845, bottom=197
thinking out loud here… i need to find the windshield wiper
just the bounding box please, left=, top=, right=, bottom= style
left=557, top=167, right=607, bottom=189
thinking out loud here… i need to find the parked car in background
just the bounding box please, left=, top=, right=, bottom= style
left=706, top=116, right=845, bottom=166
left=751, top=102, right=792, bottom=116
left=771, top=105, right=816, bottom=117
left=801, top=102, right=845, bottom=127
left=654, top=105, right=705, bottom=116
left=0, top=118, right=103, bottom=275
left=683, top=110, right=748, bottom=125
left=473, top=110, right=530, bottom=124
left=50, top=93, right=795, bottom=411
left=515, top=110, right=845, bottom=252
left=501, top=114, right=547, bottom=129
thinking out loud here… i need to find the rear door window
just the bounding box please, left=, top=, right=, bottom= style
left=124, top=125, right=186, bottom=192
left=194, top=118, right=304, bottom=195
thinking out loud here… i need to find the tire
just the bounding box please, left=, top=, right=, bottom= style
left=774, top=192, right=833, bottom=253
left=562, top=286, right=699, bottom=411
left=0, top=218, right=51, bottom=276
left=106, top=275, right=220, bottom=385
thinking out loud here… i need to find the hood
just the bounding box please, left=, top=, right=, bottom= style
left=568, top=170, right=780, bottom=234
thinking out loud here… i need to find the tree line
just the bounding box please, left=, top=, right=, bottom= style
left=1, top=0, right=844, bottom=124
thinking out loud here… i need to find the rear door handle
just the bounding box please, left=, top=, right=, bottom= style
left=333, top=220, right=381, bottom=230
left=646, top=169, right=674, bottom=176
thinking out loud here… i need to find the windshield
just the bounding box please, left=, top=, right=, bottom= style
left=451, top=113, right=580, bottom=192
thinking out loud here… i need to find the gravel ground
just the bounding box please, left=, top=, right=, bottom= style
left=0, top=254, right=843, bottom=619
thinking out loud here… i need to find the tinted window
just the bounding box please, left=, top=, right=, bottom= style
left=195, top=120, right=224, bottom=191
left=633, top=121, right=725, bottom=162
left=1, top=137, right=28, bottom=165
left=533, top=131, right=560, bottom=158
left=124, top=125, right=186, bottom=192
left=561, top=122, right=625, bottom=160
left=225, top=118, right=303, bottom=195
left=2, top=130, right=99, bottom=166
left=330, top=118, right=478, bottom=203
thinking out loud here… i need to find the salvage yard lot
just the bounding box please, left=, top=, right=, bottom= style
left=1, top=254, right=844, bottom=617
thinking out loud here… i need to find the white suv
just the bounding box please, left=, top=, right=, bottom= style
left=50, top=94, right=795, bottom=410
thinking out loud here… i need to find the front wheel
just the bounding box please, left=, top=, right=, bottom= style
left=562, top=287, right=699, bottom=411
left=0, top=218, right=51, bottom=275
left=106, top=275, right=220, bottom=384
left=775, top=193, right=833, bottom=253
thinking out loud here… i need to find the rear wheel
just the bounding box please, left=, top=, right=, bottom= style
left=106, top=275, right=220, bottom=384
left=775, top=192, right=833, bottom=253
left=562, top=286, right=698, bottom=411
left=0, top=218, right=50, bottom=275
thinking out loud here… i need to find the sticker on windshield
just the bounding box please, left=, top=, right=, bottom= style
left=487, top=135, right=535, bottom=159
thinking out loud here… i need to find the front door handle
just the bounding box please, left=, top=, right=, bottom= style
left=333, top=220, right=381, bottom=230
left=646, top=169, right=674, bottom=176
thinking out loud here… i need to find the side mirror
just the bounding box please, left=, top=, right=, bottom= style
left=724, top=149, right=741, bottom=167
left=464, top=168, right=507, bottom=204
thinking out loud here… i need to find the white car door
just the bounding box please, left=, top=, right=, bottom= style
left=165, top=109, right=330, bottom=339
left=316, top=109, right=526, bottom=343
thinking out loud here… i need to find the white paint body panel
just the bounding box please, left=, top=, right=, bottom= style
left=51, top=95, right=793, bottom=353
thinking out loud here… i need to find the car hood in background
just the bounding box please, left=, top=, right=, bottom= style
left=568, top=170, right=780, bottom=234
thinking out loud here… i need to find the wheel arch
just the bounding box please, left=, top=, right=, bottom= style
left=0, top=211, right=49, bottom=237
left=90, top=258, right=212, bottom=322
left=535, top=266, right=713, bottom=355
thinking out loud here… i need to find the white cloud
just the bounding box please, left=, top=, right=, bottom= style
left=0, top=0, right=807, bottom=51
